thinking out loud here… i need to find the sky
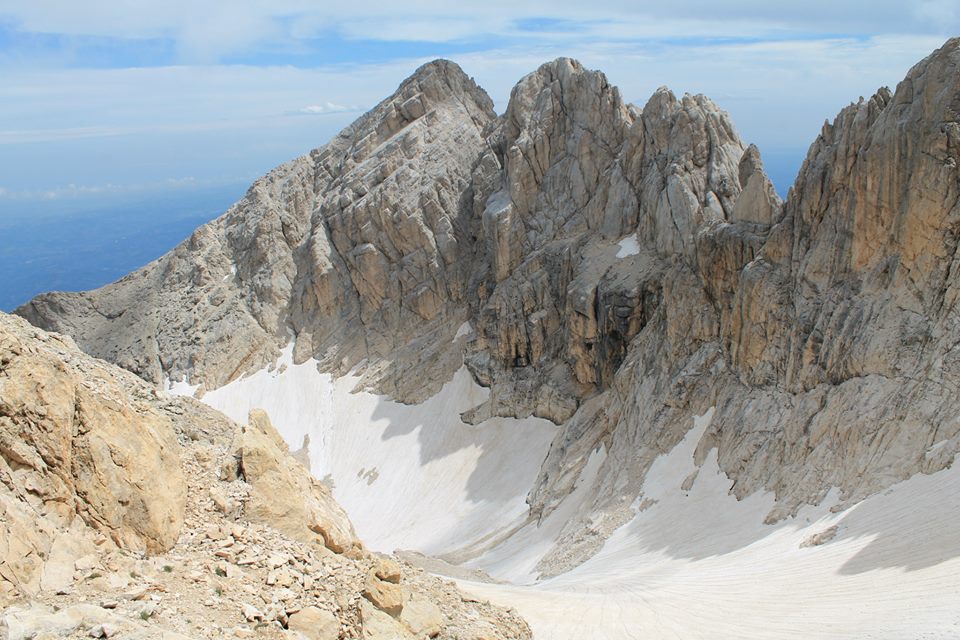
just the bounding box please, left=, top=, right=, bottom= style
left=0, top=1, right=957, bottom=207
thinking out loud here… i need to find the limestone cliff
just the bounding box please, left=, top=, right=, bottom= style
left=17, top=39, right=960, bottom=573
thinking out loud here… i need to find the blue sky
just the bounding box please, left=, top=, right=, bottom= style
left=0, top=1, right=957, bottom=204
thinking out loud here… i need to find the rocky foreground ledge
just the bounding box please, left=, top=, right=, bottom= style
left=0, top=312, right=529, bottom=640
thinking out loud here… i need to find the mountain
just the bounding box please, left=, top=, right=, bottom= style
left=15, top=38, right=960, bottom=638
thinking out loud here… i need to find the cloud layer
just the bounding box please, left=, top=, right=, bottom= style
left=0, top=2, right=955, bottom=200
left=2, top=2, right=956, bottom=61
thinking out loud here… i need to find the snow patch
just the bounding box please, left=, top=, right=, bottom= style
left=460, top=409, right=960, bottom=639
left=928, top=439, right=949, bottom=453
left=453, top=321, right=473, bottom=342
left=468, top=444, right=608, bottom=585
left=163, top=375, right=200, bottom=398
left=201, top=360, right=556, bottom=556
left=616, top=234, right=640, bottom=258
left=196, top=358, right=960, bottom=638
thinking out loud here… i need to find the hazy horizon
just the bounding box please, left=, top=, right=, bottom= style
left=0, top=182, right=246, bottom=311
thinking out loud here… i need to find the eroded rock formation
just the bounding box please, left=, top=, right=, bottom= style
left=228, top=408, right=359, bottom=554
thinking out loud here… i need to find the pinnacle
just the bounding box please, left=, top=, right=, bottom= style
left=393, top=57, right=495, bottom=117
left=407, top=58, right=470, bottom=82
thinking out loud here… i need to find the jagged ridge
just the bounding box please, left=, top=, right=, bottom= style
left=16, top=38, right=960, bottom=578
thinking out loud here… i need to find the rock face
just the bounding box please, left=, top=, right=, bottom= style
left=0, top=313, right=185, bottom=603
left=462, top=58, right=762, bottom=425
left=17, top=39, right=960, bottom=573
left=0, top=312, right=531, bottom=638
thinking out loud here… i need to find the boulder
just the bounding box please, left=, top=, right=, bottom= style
left=360, top=600, right=414, bottom=640
left=372, top=555, right=402, bottom=584
left=286, top=606, right=339, bottom=640
left=362, top=574, right=404, bottom=617
left=0, top=314, right=185, bottom=604
left=236, top=409, right=359, bottom=554
left=401, top=598, right=444, bottom=638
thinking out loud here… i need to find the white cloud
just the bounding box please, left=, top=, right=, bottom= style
left=31, top=182, right=123, bottom=200
left=0, top=35, right=950, bottom=178
left=0, top=2, right=956, bottom=63
left=912, top=0, right=960, bottom=26
left=299, top=102, right=354, bottom=115
left=450, top=34, right=946, bottom=148
left=0, top=64, right=396, bottom=146
left=165, top=176, right=197, bottom=186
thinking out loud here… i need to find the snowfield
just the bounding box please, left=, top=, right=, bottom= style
left=182, top=351, right=960, bottom=639
left=201, top=344, right=556, bottom=556
left=461, top=415, right=960, bottom=639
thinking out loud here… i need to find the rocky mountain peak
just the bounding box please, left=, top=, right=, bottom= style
left=743, top=34, right=960, bottom=394
left=392, top=58, right=495, bottom=124
left=15, top=41, right=960, bottom=590
left=504, top=57, right=629, bottom=142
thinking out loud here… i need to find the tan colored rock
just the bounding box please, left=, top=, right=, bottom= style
left=88, top=622, right=120, bottom=638
left=0, top=313, right=185, bottom=605
left=209, top=487, right=237, bottom=516
left=372, top=554, right=402, bottom=584
left=286, top=606, right=339, bottom=640
left=236, top=409, right=359, bottom=554
left=360, top=599, right=414, bottom=640
left=1, top=603, right=119, bottom=640
left=400, top=598, right=444, bottom=638
left=800, top=525, right=841, bottom=549
left=362, top=573, right=404, bottom=617
left=40, top=521, right=97, bottom=593
left=0, top=312, right=531, bottom=640
left=240, top=602, right=263, bottom=622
